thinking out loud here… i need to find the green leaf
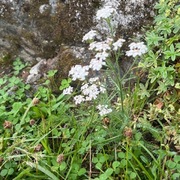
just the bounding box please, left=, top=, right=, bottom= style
left=157, top=81, right=168, bottom=94
left=60, top=162, right=67, bottom=171
left=5, top=162, right=11, bottom=169
left=174, top=155, right=180, bottom=163
left=59, top=78, right=72, bottom=90
left=140, top=156, right=148, bottom=164
left=0, top=78, right=6, bottom=86
left=166, top=160, right=176, bottom=169
left=146, top=31, right=164, bottom=46
left=95, top=162, right=102, bottom=170
left=15, top=124, right=21, bottom=131
left=26, top=161, right=59, bottom=180
left=8, top=168, right=14, bottom=175
left=92, top=157, right=98, bottom=163
left=99, top=156, right=107, bottom=163
left=175, top=83, right=180, bottom=89
left=12, top=102, right=22, bottom=116
left=172, top=173, right=180, bottom=180
left=139, top=83, right=150, bottom=98
left=135, top=132, right=142, bottom=141
left=77, top=168, right=86, bottom=176
left=120, top=159, right=127, bottom=167
left=99, top=174, right=108, bottom=180
left=47, top=70, right=57, bottom=77
left=0, top=169, right=8, bottom=177
left=105, top=168, right=113, bottom=177
left=118, top=152, right=125, bottom=159
left=130, top=172, right=136, bottom=179
left=112, top=161, right=120, bottom=169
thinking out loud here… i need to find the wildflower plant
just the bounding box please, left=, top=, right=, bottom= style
left=66, top=1, right=148, bottom=117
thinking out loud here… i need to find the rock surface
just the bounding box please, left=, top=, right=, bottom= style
left=0, top=0, right=156, bottom=82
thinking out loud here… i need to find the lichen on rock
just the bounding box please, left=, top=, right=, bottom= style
left=0, top=0, right=156, bottom=84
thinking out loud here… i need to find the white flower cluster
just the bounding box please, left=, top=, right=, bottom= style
left=73, top=79, right=106, bottom=105
left=95, top=0, right=120, bottom=35
left=63, top=86, right=73, bottom=95
left=89, top=58, right=106, bottom=71
left=81, top=83, right=99, bottom=101
left=65, top=0, right=148, bottom=114
left=96, top=6, right=116, bottom=20
left=74, top=95, right=85, bottom=105
left=126, top=42, right=148, bottom=57
left=102, top=0, right=120, bottom=9
left=89, top=41, right=111, bottom=52
left=82, top=30, right=97, bottom=42
left=97, top=104, right=112, bottom=116
left=69, top=65, right=89, bottom=81
left=113, top=39, right=126, bottom=51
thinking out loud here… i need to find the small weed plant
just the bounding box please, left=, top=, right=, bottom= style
left=0, top=0, right=180, bottom=179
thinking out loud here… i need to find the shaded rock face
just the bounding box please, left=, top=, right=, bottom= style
left=0, top=0, right=155, bottom=59
left=0, top=0, right=97, bottom=61
left=0, top=0, right=156, bottom=81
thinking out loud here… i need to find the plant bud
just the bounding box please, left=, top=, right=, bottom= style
left=124, top=127, right=133, bottom=139
left=32, top=98, right=40, bottom=105
left=34, top=144, right=43, bottom=152
left=29, top=119, right=36, bottom=126
left=3, top=121, right=12, bottom=129
left=56, top=154, right=64, bottom=164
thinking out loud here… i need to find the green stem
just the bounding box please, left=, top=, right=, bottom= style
left=125, top=140, right=129, bottom=180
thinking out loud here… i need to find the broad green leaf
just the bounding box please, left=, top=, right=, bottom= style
left=8, top=168, right=14, bottom=175
left=60, top=162, right=67, bottom=171
left=112, top=161, right=120, bottom=169
left=118, top=152, right=125, bottom=159
left=12, top=102, right=22, bottom=116
left=105, top=168, right=113, bottom=177
left=166, top=160, right=176, bottom=169
left=0, top=169, right=8, bottom=177
left=130, top=172, right=137, bottom=179
left=78, top=168, right=86, bottom=176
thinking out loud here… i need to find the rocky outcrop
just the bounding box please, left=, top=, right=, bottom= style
left=0, top=0, right=156, bottom=82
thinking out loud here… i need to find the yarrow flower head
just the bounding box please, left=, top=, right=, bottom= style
left=126, top=42, right=148, bottom=57
left=89, top=59, right=106, bottom=71
left=74, top=95, right=85, bottom=105
left=89, top=77, right=99, bottom=84
left=82, top=30, right=97, bottom=42
left=69, top=65, right=89, bottom=81
left=113, top=38, right=125, bottom=51
left=63, top=86, right=73, bottom=95
left=97, top=104, right=112, bottom=116
left=96, top=6, right=116, bottom=20
left=99, top=85, right=106, bottom=93
left=89, top=41, right=111, bottom=52
left=102, top=0, right=120, bottom=9
left=95, top=52, right=109, bottom=61
left=81, top=83, right=100, bottom=101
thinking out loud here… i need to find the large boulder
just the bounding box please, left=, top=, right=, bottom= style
left=0, top=0, right=156, bottom=82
